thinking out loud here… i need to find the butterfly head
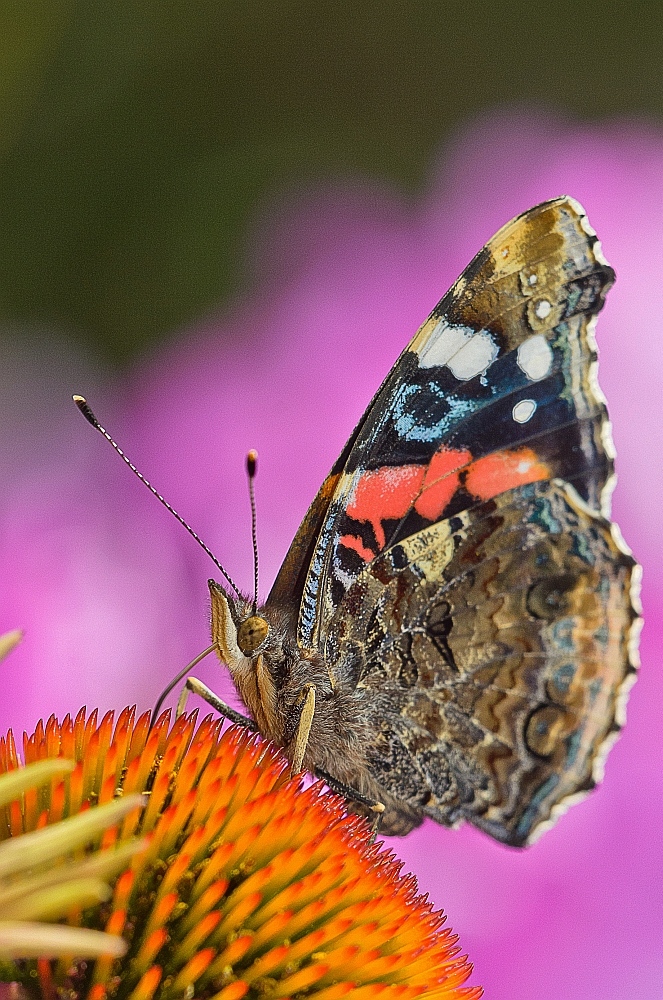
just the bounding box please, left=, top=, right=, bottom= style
left=207, top=578, right=284, bottom=739
left=208, top=578, right=269, bottom=659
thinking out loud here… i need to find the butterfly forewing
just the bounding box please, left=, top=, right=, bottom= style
left=269, top=198, right=615, bottom=651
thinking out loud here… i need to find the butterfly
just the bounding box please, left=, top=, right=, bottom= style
left=77, top=196, right=641, bottom=847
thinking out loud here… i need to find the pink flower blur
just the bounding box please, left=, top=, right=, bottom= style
left=1, top=109, right=662, bottom=997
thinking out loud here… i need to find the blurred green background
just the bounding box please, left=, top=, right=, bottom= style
left=1, top=1, right=660, bottom=366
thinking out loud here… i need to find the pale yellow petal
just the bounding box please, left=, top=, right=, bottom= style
left=0, top=921, right=127, bottom=959
left=0, top=837, right=145, bottom=910
left=0, top=795, right=145, bottom=878
left=0, top=759, right=75, bottom=809
left=4, top=878, right=111, bottom=921
left=0, top=630, right=22, bottom=663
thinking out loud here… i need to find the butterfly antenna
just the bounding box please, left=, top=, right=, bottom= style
left=246, top=449, right=259, bottom=615
left=73, top=395, right=242, bottom=600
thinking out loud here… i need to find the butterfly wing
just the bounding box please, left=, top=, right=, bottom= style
left=324, top=480, right=639, bottom=844
left=269, top=196, right=617, bottom=646
left=266, top=196, right=640, bottom=844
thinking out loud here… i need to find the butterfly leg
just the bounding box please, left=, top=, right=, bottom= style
left=290, top=683, right=316, bottom=776
left=176, top=676, right=259, bottom=731
left=315, top=767, right=385, bottom=838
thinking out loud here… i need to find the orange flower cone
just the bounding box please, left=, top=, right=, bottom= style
left=0, top=707, right=482, bottom=1000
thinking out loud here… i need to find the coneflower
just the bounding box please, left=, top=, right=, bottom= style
left=0, top=694, right=482, bottom=1000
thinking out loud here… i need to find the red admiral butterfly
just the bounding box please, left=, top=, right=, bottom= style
left=77, top=196, right=641, bottom=847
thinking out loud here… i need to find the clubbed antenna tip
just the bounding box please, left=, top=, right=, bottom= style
left=73, top=394, right=98, bottom=427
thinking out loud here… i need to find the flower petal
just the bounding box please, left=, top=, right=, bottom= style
left=0, top=922, right=127, bottom=959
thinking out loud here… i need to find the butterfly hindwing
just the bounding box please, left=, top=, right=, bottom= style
left=324, top=480, right=638, bottom=844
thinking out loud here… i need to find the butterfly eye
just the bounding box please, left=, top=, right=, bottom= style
left=237, top=615, right=269, bottom=654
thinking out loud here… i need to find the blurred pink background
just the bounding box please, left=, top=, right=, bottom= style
left=1, top=110, right=661, bottom=997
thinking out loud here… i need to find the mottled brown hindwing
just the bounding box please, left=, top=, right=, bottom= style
left=325, top=481, right=639, bottom=845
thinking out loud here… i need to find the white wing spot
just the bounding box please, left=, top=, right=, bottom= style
left=447, top=330, right=499, bottom=380
left=513, top=399, right=537, bottom=423
left=528, top=273, right=538, bottom=286
left=417, top=320, right=498, bottom=380
left=418, top=320, right=472, bottom=368
left=517, top=334, right=553, bottom=381
left=535, top=299, right=552, bottom=320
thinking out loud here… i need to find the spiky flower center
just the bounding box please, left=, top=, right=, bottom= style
left=0, top=708, right=481, bottom=1000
